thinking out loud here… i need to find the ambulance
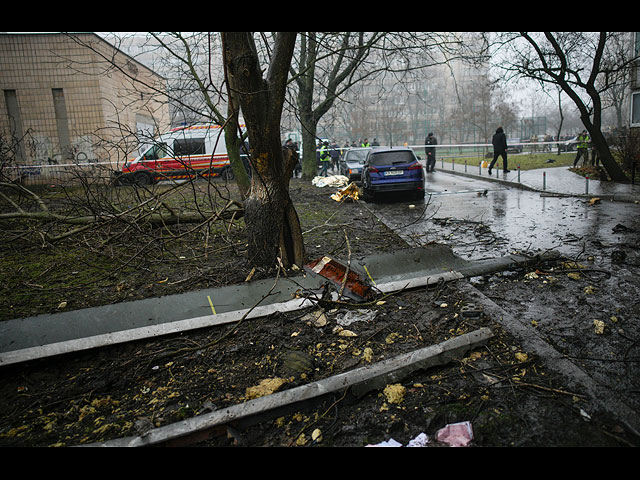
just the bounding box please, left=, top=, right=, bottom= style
left=116, top=124, right=245, bottom=185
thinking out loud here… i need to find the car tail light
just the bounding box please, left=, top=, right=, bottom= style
left=368, top=166, right=379, bottom=173
left=407, top=163, right=422, bottom=170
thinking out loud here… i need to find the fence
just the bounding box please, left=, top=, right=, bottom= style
left=0, top=160, right=117, bottom=187
left=1, top=140, right=571, bottom=188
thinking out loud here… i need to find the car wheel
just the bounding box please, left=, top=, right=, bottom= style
left=134, top=171, right=153, bottom=186
left=362, top=177, right=375, bottom=202
left=222, top=167, right=234, bottom=181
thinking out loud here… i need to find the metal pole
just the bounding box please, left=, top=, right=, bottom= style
left=543, top=171, right=546, bottom=191
left=479, top=162, right=481, bottom=175
left=586, top=175, right=589, bottom=195
left=517, top=165, right=520, bottom=182
left=465, top=160, right=467, bottom=172
left=452, top=159, right=455, bottom=171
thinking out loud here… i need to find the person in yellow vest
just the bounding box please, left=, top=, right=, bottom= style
left=319, top=141, right=332, bottom=177
left=361, top=138, right=371, bottom=147
left=573, top=130, right=590, bottom=167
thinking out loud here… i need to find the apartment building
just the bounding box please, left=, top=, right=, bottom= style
left=631, top=32, right=640, bottom=130
left=0, top=32, right=169, bottom=169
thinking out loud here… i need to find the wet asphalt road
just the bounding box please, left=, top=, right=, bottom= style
left=366, top=168, right=640, bottom=438
left=365, top=169, right=640, bottom=261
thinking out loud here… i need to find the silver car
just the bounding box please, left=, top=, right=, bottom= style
left=339, top=147, right=370, bottom=182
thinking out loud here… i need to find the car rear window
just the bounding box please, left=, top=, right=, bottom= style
left=368, top=150, right=415, bottom=167
left=346, top=149, right=369, bottom=163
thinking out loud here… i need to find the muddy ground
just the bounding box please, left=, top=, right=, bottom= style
left=0, top=178, right=639, bottom=447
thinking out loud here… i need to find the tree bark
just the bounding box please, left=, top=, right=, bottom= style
left=222, top=32, right=305, bottom=269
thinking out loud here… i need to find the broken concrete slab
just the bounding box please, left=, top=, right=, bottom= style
left=0, top=244, right=555, bottom=367
left=87, top=327, right=493, bottom=447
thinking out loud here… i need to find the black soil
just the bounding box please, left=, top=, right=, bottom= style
left=0, top=179, right=638, bottom=447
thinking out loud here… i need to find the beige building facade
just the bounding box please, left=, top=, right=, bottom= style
left=0, top=33, right=169, bottom=170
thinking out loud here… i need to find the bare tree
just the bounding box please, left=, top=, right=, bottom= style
left=291, top=32, right=461, bottom=179
left=493, top=32, right=636, bottom=182
left=221, top=32, right=303, bottom=269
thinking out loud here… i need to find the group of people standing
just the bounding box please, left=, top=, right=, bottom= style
left=316, top=138, right=380, bottom=176
left=296, top=126, right=599, bottom=180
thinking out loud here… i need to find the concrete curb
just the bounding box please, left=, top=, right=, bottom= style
left=456, top=281, right=640, bottom=438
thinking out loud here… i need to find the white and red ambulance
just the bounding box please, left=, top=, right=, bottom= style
left=117, top=124, right=245, bottom=185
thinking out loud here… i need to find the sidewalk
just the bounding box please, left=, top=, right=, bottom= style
left=435, top=159, right=640, bottom=203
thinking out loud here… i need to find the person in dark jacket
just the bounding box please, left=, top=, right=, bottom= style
left=329, top=141, right=340, bottom=172
left=424, top=132, right=437, bottom=173
left=489, top=127, right=510, bottom=175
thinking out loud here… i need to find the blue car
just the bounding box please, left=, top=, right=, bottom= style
left=361, top=147, right=425, bottom=201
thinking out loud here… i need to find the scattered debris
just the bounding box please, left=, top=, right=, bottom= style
left=382, top=384, right=406, bottom=405
left=460, top=303, right=482, bottom=319
left=366, top=438, right=403, bottom=447
left=588, top=197, right=601, bottom=206
left=244, top=377, right=289, bottom=401
left=330, top=182, right=359, bottom=202
left=407, top=432, right=430, bottom=447
left=436, top=421, right=474, bottom=447
left=304, top=256, right=376, bottom=302
left=332, top=326, right=358, bottom=337
left=365, top=422, right=474, bottom=448
left=335, top=309, right=376, bottom=326
left=311, top=175, right=349, bottom=188
left=303, top=310, right=328, bottom=327
left=593, top=319, right=605, bottom=335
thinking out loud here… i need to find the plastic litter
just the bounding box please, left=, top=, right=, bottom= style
left=365, top=424, right=473, bottom=447
left=312, top=175, right=349, bottom=188
left=366, top=438, right=402, bottom=447
left=335, top=309, right=377, bottom=326
left=407, top=433, right=430, bottom=447
left=436, top=421, right=474, bottom=447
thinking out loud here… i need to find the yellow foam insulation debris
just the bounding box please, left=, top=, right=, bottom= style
left=383, top=384, right=406, bottom=404
left=331, top=182, right=360, bottom=202
left=593, top=320, right=605, bottom=335
left=245, top=377, right=289, bottom=400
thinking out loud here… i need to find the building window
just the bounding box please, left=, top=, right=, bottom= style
left=632, top=92, right=640, bottom=127
left=52, top=88, right=72, bottom=160
left=3, top=89, right=26, bottom=162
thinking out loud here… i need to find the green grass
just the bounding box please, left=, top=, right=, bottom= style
left=445, top=152, right=576, bottom=171
left=502, top=152, right=576, bottom=171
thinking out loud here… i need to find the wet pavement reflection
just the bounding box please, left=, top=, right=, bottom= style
left=366, top=171, right=640, bottom=261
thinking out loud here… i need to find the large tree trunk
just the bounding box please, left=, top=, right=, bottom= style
left=301, top=117, right=319, bottom=180
left=222, top=32, right=305, bottom=269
